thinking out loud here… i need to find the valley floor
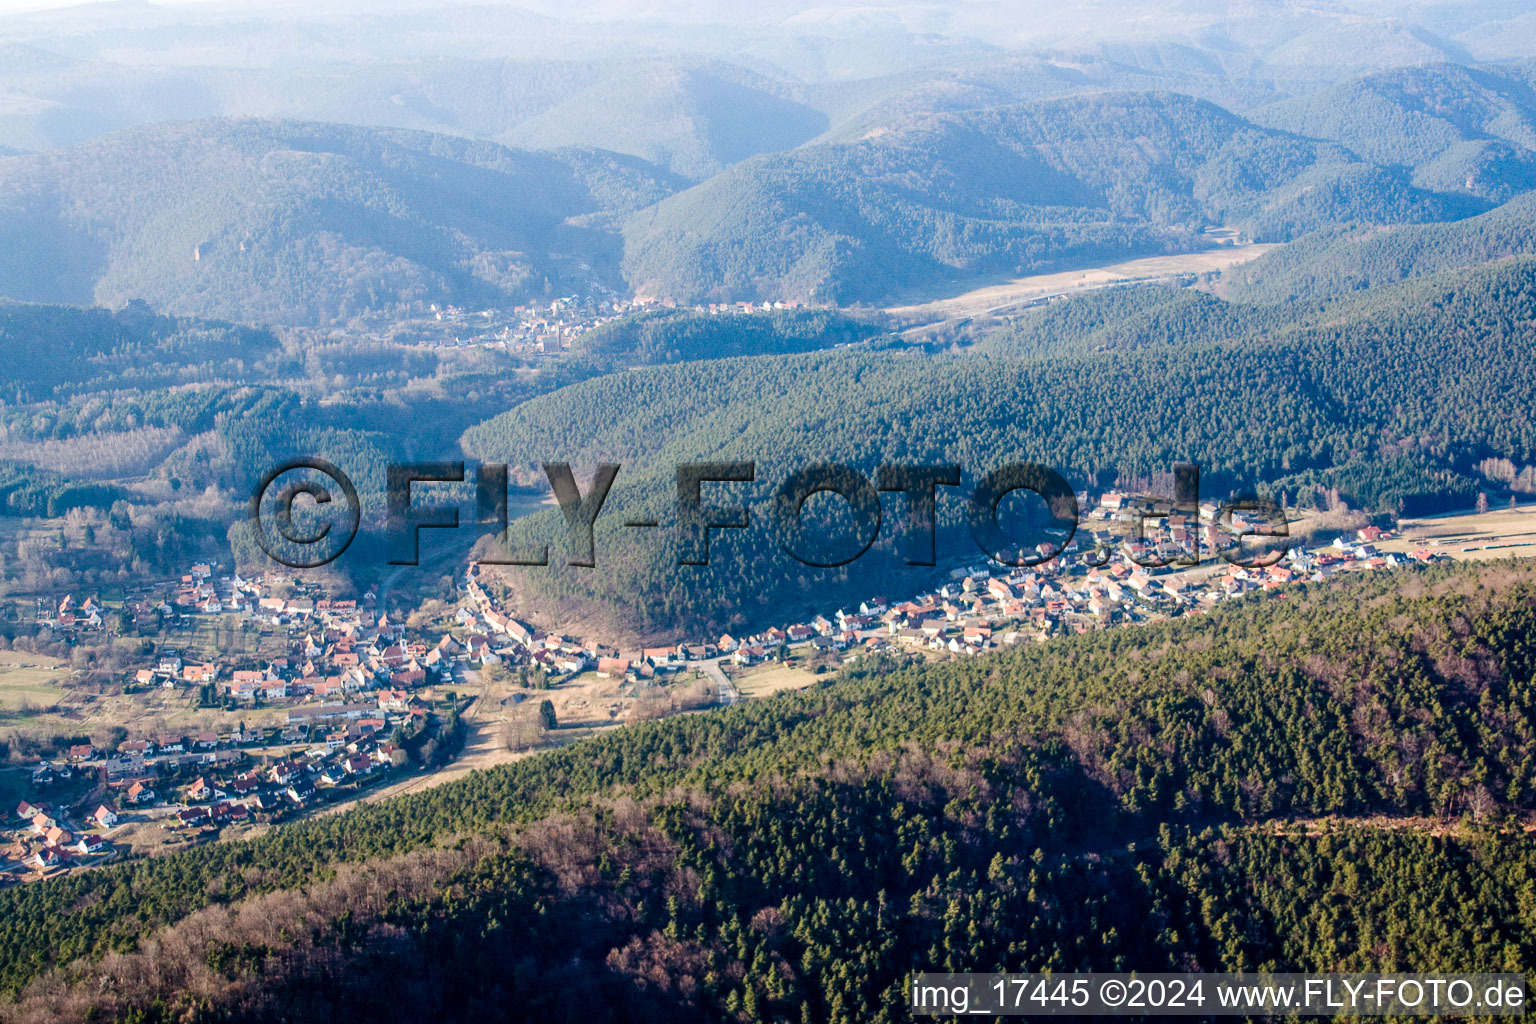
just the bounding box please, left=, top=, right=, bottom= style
left=885, top=240, right=1279, bottom=321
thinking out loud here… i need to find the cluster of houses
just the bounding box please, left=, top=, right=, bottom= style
left=833, top=520, right=1425, bottom=652
left=44, top=593, right=106, bottom=630
left=414, top=293, right=814, bottom=356
left=694, top=299, right=808, bottom=316
left=6, top=566, right=477, bottom=884
left=116, top=569, right=452, bottom=706
left=1329, top=524, right=1420, bottom=564
left=167, top=729, right=404, bottom=826
left=435, top=295, right=635, bottom=354
left=51, top=562, right=255, bottom=630
left=5, top=704, right=417, bottom=882
left=5, top=800, right=114, bottom=877
left=460, top=512, right=1433, bottom=684
left=458, top=575, right=604, bottom=677
left=411, top=294, right=659, bottom=354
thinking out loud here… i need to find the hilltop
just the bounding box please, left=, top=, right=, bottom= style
left=622, top=91, right=1473, bottom=306
left=1252, top=61, right=1536, bottom=201
left=1221, top=191, right=1536, bottom=303
left=0, top=119, right=682, bottom=325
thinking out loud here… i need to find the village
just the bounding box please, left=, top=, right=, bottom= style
left=0, top=491, right=1463, bottom=887
left=2, top=565, right=471, bottom=884
left=358, top=291, right=810, bottom=356
left=473, top=497, right=1436, bottom=685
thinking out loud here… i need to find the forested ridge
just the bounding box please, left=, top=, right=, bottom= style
left=0, top=300, right=284, bottom=516
left=461, top=256, right=1536, bottom=635
left=3, top=561, right=1536, bottom=1020
left=0, top=119, right=683, bottom=325
left=0, top=76, right=1530, bottom=319
left=1250, top=61, right=1536, bottom=201
left=570, top=308, right=883, bottom=370
left=0, top=299, right=281, bottom=402
left=622, top=90, right=1474, bottom=306
left=1223, top=192, right=1536, bottom=304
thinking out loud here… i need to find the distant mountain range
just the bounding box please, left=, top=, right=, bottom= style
left=1252, top=61, right=1536, bottom=201
left=1, top=56, right=1536, bottom=321
left=622, top=91, right=1475, bottom=306
left=0, top=51, right=830, bottom=181
left=498, top=61, right=830, bottom=181
left=0, top=119, right=683, bottom=325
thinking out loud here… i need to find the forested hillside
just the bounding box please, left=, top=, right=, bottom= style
left=0, top=85, right=1518, bottom=317
left=0, top=120, right=684, bottom=325
left=0, top=299, right=281, bottom=401
left=462, top=257, right=1536, bottom=635
left=1221, top=192, right=1536, bottom=303
left=571, top=308, right=882, bottom=370
left=622, top=91, right=1472, bottom=306
left=0, top=291, right=557, bottom=563
left=0, top=300, right=279, bottom=517
left=4, top=562, right=1536, bottom=1021
left=1252, top=61, right=1536, bottom=201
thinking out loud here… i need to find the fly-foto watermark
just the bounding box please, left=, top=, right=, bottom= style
left=248, top=459, right=1288, bottom=571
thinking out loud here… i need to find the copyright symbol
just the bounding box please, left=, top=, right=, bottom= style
left=249, top=457, right=361, bottom=569
left=1100, top=979, right=1126, bottom=1007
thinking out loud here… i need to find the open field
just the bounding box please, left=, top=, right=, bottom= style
left=729, top=661, right=820, bottom=699
left=540, top=670, right=629, bottom=729
left=885, top=241, right=1279, bottom=321
left=1383, top=503, right=1536, bottom=560
left=0, top=663, right=289, bottom=743
left=168, top=615, right=290, bottom=664
left=0, top=652, right=66, bottom=712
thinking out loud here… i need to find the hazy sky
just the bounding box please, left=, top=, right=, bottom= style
left=0, top=0, right=210, bottom=9
left=0, top=0, right=1531, bottom=69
